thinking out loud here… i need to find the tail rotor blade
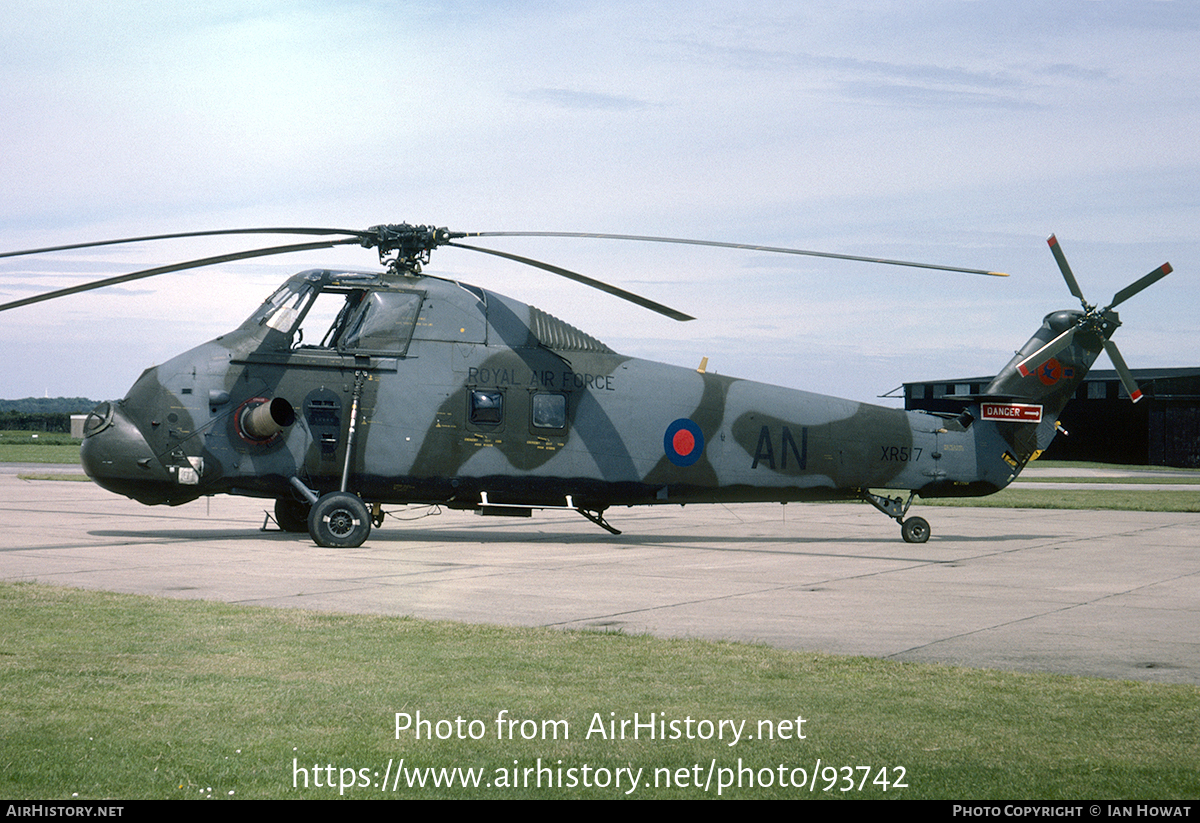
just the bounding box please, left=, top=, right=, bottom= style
left=1102, top=339, right=1144, bottom=403
left=1029, top=234, right=1168, bottom=403
left=1016, top=325, right=1077, bottom=378
left=1047, top=234, right=1087, bottom=304
left=1107, top=262, right=1173, bottom=310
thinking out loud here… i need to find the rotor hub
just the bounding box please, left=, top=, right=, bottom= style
left=362, top=223, right=463, bottom=273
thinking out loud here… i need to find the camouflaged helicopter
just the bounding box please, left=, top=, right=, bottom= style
left=0, top=225, right=1171, bottom=547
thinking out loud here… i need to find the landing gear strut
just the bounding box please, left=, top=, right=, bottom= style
left=305, top=371, right=373, bottom=549
left=860, top=490, right=930, bottom=543
left=576, top=507, right=621, bottom=535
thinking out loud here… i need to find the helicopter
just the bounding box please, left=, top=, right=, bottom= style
left=0, top=225, right=1172, bottom=547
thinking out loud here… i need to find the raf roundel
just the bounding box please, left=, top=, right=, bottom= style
left=1037, top=358, right=1063, bottom=386
left=664, top=418, right=705, bottom=467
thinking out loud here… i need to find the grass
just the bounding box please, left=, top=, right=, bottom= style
left=1018, top=476, right=1200, bottom=484
left=1028, top=460, right=1199, bottom=473
left=924, top=489, right=1200, bottom=512
left=0, top=582, right=1196, bottom=800
left=0, top=430, right=80, bottom=464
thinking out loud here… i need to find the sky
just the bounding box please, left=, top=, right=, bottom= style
left=1, top=0, right=1198, bottom=404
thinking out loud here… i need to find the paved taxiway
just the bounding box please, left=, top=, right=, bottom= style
left=1, top=470, right=1197, bottom=685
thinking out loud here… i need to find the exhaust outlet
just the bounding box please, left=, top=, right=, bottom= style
left=240, top=397, right=296, bottom=440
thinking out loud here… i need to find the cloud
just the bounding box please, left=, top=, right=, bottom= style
left=834, top=80, right=1040, bottom=111
left=516, top=88, right=651, bottom=111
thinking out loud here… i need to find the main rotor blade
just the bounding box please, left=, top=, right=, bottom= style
left=448, top=241, right=694, bottom=321
left=0, top=238, right=361, bottom=313
left=1102, top=339, right=1144, bottom=403
left=464, top=232, right=1008, bottom=277
left=0, top=227, right=368, bottom=260
left=1107, top=262, right=1173, bottom=310
left=1046, top=234, right=1086, bottom=304
left=1016, top=325, right=1077, bottom=378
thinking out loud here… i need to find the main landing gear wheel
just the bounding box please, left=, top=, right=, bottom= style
left=901, top=516, right=930, bottom=544
left=861, top=490, right=931, bottom=543
left=308, top=491, right=371, bottom=548
left=275, top=497, right=311, bottom=533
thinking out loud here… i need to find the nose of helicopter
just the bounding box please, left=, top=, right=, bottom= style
left=80, top=401, right=176, bottom=504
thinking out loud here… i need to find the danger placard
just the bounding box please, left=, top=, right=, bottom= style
left=981, top=402, right=1043, bottom=423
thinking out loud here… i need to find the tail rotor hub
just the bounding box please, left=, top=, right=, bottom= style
left=1016, top=234, right=1173, bottom=402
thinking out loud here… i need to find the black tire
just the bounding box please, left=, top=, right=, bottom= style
left=901, top=516, right=930, bottom=544
left=308, top=492, right=371, bottom=548
left=275, top=497, right=311, bottom=533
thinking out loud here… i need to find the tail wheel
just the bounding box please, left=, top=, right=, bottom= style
left=308, top=491, right=371, bottom=548
left=901, top=516, right=930, bottom=544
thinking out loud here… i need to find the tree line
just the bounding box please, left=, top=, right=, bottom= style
left=0, top=398, right=99, bottom=432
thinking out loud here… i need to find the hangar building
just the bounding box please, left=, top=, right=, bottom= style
left=902, top=367, right=1200, bottom=468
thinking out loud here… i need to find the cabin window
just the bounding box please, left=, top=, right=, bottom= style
left=470, top=390, right=504, bottom=426
left=531, top=393, right=566, bottom=429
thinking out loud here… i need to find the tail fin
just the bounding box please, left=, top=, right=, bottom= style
left=917, top=236, right=1171, bottom=499
left=980, top=309, right=1109, bottom=463
left=975, top=234, right=1172, bottom=465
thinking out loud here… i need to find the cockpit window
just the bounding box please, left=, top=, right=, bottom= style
left=339, top=290, right=424, bottom=355
left=249, top=282, right=311, bottom=332
left=303, top=289, right=362, bottom=347
left=82, top=402, right=114, bottom=438
left=246, top=276, right=424, bottom=357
